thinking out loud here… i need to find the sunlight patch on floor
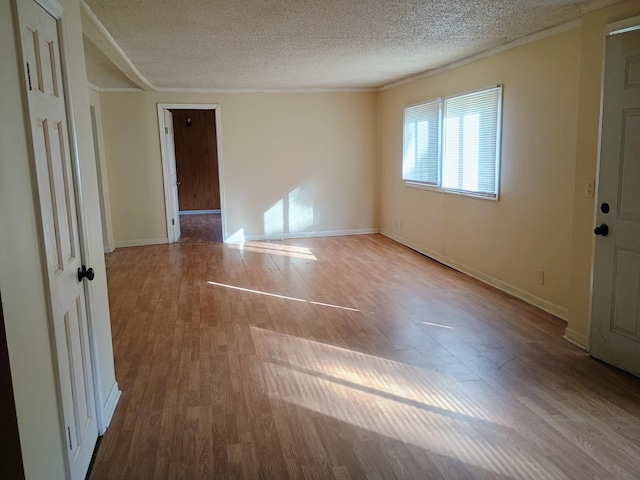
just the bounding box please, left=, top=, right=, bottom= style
left=250, top=327, right=568, bottom=479
left=422, top=321, right=454, bottom=329
left=207, top=281, right=359, bottom=312
left=228, top=241, right=317, bottom=260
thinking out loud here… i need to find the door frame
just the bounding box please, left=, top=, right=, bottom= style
left=12, top=0, right=107, bottom=475
left=588, top=14, right=640, bottom=347
left=157, top=103, right=227, bottom=242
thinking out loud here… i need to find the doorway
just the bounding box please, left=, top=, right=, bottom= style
left=590, top=20, right=640, bottom=377
left=158, top=104, right=226, bottom=243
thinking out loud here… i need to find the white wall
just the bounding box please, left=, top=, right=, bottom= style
left=98, top=91, right=377, bottom=244
left=0, top=0, right=117, bottom=477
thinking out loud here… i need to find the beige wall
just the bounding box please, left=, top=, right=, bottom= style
left=98, top=91, right=377, bottom=245
left=1, top=0, right=117, bottom=478
left=376, top=0, right=640, bottom=345
left=377, top=28, right=582, bottom=319
left=88, top=86, right=115, bottom=252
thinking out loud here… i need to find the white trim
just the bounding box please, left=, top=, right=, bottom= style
left=14, top=0, right=105, bottom=476
left=607, top=14, right=640, bottom=35
left=239, top=228, right=379, bottom=242
left=80, top=1, right=154, bottom=91
left=158, top=103, right=218, bottom=110
left=35, top=0, right=62, bottom=17
left=86, top=82, right=142, bottom=93
left=113, top=237, right=168, bottom=249
left=55, top=0, right=109, bottom=459
left=404, top=181, right=440, bottom=192
left=155, top=87, right=376, bottom=94
left=582, top=0, right=628, bottom=14
left=99, top=381, right=120, bottom=434
left=158, top=106, right=176, bottom=243
left=380, top=20, right=582, bottom=91
left=214, top=107, right=228, bottom=241
left=563, top=328, right=589, bottom=350
left=180, top=209, right=220, bottom=215
left=104, top=242, right=115, bottom=254
left=380, top=229, right=569, bottom=321
left=88, top=86, right=141, bottom=93
left=157, top=103, right=228, bottom=242
left=562, top=332, right=589, bottom=351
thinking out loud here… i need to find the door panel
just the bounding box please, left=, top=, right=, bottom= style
left=171, top=109, right=220, bottom=211
left=164, top=109, right=181, bottom=241
left=16, top=0, right=98, bottom=478
left=591, top=28, right=640, bottom=377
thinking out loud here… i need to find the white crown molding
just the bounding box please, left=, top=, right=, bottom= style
left=154, top=87, right=377, bottom=94
left=81, top=1, right=155, bottom=91
left=93, top=87, right=145, bottom=93
left=581, top=0, right=626, bottom=14
left=86, top=82, right=144, bottom=93
left=379, top=19, right=583, bottom=91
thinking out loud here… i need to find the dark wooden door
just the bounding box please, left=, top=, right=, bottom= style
left=171, top=109, right=220, bottom=211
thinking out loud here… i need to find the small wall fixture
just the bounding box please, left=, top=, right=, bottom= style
left=185, top=117, right=192, bottom=127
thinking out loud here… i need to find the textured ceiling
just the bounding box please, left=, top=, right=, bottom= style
left=83, top=0, right=614, bottom=90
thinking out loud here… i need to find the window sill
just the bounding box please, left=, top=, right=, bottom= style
left=404, top=181, right=499, bottom=201
left=403, top=181, right=440, bottom=192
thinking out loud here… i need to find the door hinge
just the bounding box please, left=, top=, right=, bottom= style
left=172, top=219, right=175, bottom=225
left=67, top=426, right=72, bottom=449
left=26, top=62, right=33, bottom=91
left=165, top=127, right=169, bottom=134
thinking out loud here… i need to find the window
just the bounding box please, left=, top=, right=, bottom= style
left=403, top=99, right=441, bottom=186
left=402, top=86, right=503, bottom=199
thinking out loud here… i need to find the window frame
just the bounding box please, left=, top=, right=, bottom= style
left=401, top=98, right=442, bottom=190
left=402, top=85, right=503, bottom=200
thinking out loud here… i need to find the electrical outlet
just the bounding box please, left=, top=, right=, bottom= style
left=585, top=181, right=595, bottom=198
left=537, top=269, right=544, bottom=285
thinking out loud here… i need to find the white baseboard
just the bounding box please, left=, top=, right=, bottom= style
left=180, top=209, right=220, bottom=215
left=380, top=229, right=569, bottom=321
left=104, top=242, right=115, bottom=254
left=563, top=328, right=589, bottom=351
left=113, top=237, right=168, bottom=249
left=100, top=381, right=121, bottom=434
left=240, top=228, right=379, bottom=242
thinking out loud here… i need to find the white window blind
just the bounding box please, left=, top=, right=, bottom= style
left=442, top=86, right=502, bottom=198
left=402, top=99, right=441, bottom=185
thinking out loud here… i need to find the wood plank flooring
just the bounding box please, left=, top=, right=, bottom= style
left=179, top=213, right=223, bottom=243
left=91, top=234, right=640, bottom=479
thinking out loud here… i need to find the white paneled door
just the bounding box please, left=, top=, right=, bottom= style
left=16, top=0, right=98, bottom=478
left=164, top=108, right=181, bottom=241
left=591, top=28, right=640, bottom=377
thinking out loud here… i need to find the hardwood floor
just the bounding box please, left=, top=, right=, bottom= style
left=179, top=213, right=223, bottom=243
left=92, top=234, right=640, bottom=479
